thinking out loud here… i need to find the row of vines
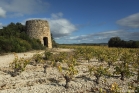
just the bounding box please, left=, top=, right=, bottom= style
left=9, top=46, right=139, bottom=93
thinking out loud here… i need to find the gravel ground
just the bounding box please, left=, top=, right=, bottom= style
left=0, top=49, right=138, bottom=93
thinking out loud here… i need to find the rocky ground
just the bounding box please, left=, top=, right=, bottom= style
left=0, top=49, right=138, bottom=93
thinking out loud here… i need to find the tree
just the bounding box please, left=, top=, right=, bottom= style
left=108, top=37, right=139, bottom=48
left=108, top=37, right=121, bottom=47
left=132, top=41, right=139, bottom=48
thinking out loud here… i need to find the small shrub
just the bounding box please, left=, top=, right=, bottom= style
left=9, top=53, right=30, bottom=76
left=44, top=51, right=53, bottom=60
left=32, top=53, right=44, bottom=64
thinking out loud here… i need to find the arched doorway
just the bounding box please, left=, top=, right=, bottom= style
left=43, top=37, right=48, bottom=47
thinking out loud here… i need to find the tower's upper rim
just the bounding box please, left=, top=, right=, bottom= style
left=26, top=19, right=48, bottom=23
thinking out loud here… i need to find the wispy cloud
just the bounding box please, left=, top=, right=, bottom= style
left=66, top=30, right=139, bottom=43
left=23, top=13, right=139, bottom=44
left=116, top=13, right=139, bottom=28
left=0, top=0, right=49, bottom=17
left=51, top=12, right=63, bottom=19
left=69, top=13, right=138, bottom=43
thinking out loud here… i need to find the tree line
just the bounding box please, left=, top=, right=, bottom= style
left=108, top=37, right=139, bottom=48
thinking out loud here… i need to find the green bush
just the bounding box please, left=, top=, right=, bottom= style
left=0, top=36, right=12, bottom=52
left=0, top=36, right=32, bottom=53
left=0, top=36, right=44, bottom=53
left=20, top=32, right=45, bottom=50
left=29, top=38, right=45, bottom=50
left=11, top=38, right=32, bottom=52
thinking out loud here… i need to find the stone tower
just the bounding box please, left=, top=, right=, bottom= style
left=26, top=19, right=52, bottom=48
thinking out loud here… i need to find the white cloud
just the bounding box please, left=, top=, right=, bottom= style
left=116, top=13, right=139, bottom=28
left=48, top=18, right=77, bottom=37
left=51, top=12, right=63, bottom=19
left=0, top=0, right=49, bottom=17
left=48, top=12, right=77, bottom=37
left=69, top=36, right=80, bottom=40
left=0, top=7, right=6, bottom=17
left=23, top=12, right=77, bottom=38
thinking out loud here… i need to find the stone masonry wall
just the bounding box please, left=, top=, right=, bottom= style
left=26, top=19, right=52, bottom=48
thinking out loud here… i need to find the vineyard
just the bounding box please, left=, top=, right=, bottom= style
left=0, top=46, right=139, bottom=93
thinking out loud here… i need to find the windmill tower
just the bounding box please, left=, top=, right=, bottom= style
left=26, top=19, right=52, bottom=48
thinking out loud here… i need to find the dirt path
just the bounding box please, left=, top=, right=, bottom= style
left=0, top=50, right=44, bottom=67
left=0, top=48, right=74, bottom=67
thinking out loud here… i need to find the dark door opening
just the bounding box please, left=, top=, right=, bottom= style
left=43, top=37, right=48, bottom=47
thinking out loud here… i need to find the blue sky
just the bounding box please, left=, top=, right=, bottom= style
left=0, top=0, right=139, bottom=44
